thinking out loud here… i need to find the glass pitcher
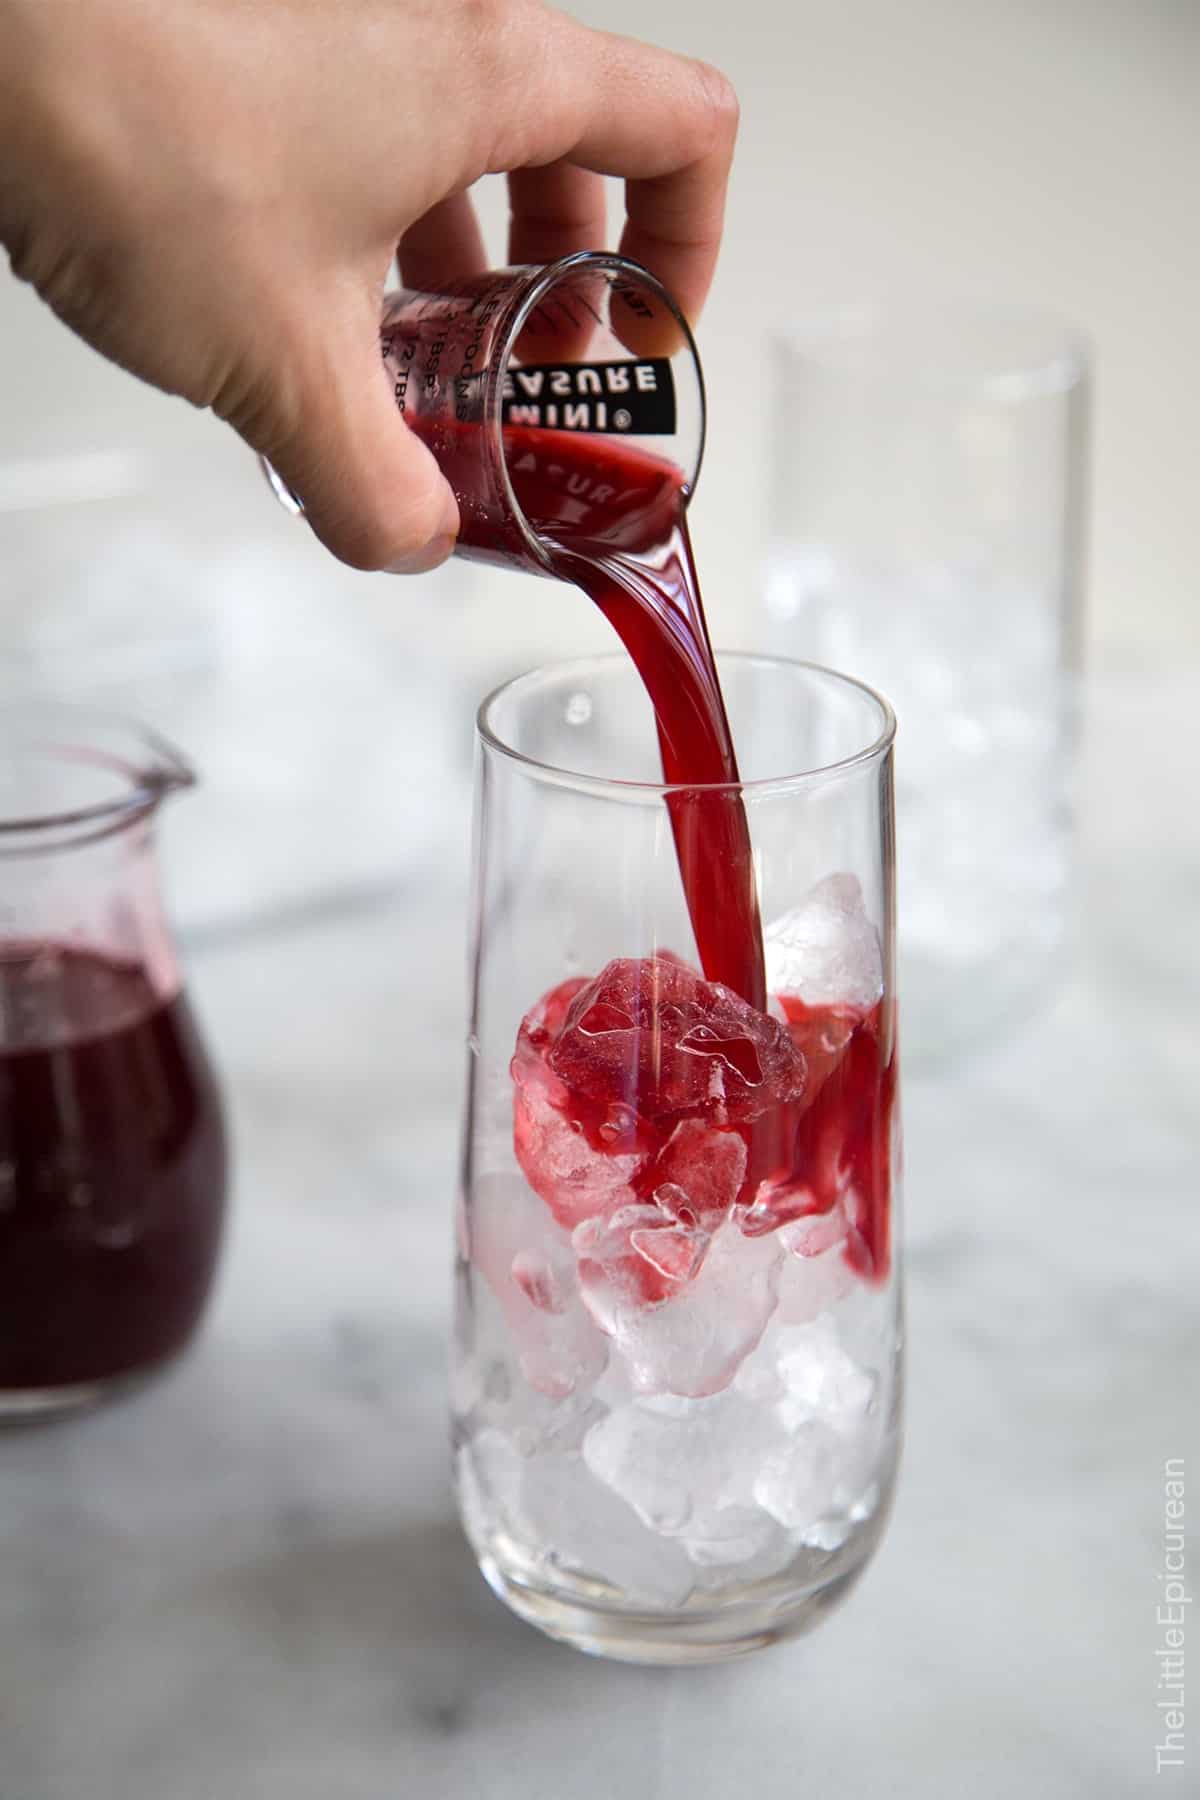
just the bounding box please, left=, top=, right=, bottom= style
left=0, top=707, right=227, bottom=1417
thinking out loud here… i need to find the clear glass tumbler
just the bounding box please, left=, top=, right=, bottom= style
left=454, top=654, right=902, bottom=1663
left=762, top=308, right=1089, bottom=1063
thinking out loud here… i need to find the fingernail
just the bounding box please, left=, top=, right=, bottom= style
left=387, top=530, right=457, bottom=576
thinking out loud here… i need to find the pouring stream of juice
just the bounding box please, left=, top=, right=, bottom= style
left=420, top=420, right=767, bottom=1010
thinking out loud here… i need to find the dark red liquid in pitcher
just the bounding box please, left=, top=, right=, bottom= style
left=0, top=945, right=227, bottom=1393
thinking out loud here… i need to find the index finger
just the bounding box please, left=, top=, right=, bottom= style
left=496, top=20, right=739, bottom=330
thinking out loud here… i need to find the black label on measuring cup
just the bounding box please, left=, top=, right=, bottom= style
left=501, top=360, right=676, bottom=435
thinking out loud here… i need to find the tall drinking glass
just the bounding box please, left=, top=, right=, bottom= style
left=763, top=308, right=1089, bottom=1062
left=454, top=654, right=902, bottom=1663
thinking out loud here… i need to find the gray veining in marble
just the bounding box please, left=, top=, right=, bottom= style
left=2, top=673, right=1197, bottom=1799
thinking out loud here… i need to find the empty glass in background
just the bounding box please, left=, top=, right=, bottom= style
left=762, top=310, right=1089, bottom=1063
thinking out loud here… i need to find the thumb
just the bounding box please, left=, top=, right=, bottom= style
left=258, top=300, right=459, bottom=574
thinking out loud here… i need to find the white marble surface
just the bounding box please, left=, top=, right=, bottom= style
left=3, top=672, right=1198, bottom=1799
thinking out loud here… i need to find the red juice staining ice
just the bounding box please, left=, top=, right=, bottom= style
left=0, top=944, right=227, bottom=1391
left=544, top=956, right=804, bottom=1139
left=512, top=956, right=894, bottom=1286
left=743, top=994, right=897, bottom=1282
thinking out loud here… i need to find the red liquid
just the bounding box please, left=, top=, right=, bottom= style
left=0, top=945, right=227, bottom=1393
left=515, top=960, right=895, bottom=1283
left=424, top=415, right=896, bottom=1280
left=428, top=423, right=766, bottom=1009
left=744, top=994, right=897, bottom=1280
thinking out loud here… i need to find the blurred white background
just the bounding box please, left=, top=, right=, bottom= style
left=1, top=0, right=1196, bottom=673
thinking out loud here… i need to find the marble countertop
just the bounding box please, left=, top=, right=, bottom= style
left=4, top=672, right=1197, bottom=1799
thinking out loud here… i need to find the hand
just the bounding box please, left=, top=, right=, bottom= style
left=0, top=0, right=737, bottom=571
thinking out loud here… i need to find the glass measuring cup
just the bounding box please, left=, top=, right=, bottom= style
left=265, top=251, right=706, bottom=571
left=0, top=709, right=228, bottom=1416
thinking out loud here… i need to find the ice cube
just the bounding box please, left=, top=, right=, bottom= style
left=754, top=1426, right=884, bottom=1551
left=583, top=1390, right=787, bottom=1567
left=457, top=1425, right=527, bottom=1537
left=774, top=1316, right=877, bottom=1431
left=732, top=1326, right=788, bottom=1406
left=573, top=1204, right=710, bottom=1316
left=547, top=956, right=805, bottom=1129
left=781, top=1209, right=850, bottom=1259
left=577, top=1220, right=783, bottom=1398
left=775, top=1213, right=855, bottom=1323
left=456, top=1281, right=600, bottom=1455
left=752, top=1421, right=846, bottom=1533
left=650, top=1118, right=747, bottom=1233
left=469, top=1171, right=607, bottom=1399
left=764, top=873, right=883, bottom=1010
left=750, top=1315, right=883, bottom=1544
left=525, top=1450, right=697, bottom=1605
left=512, top=1046, right=643, bottom=1232
left=458, top=1430, right=695, bottom=1607
left=460, top=1422, right=529, bottom=1509
left=686, top=1530, right=801, bottom=1588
